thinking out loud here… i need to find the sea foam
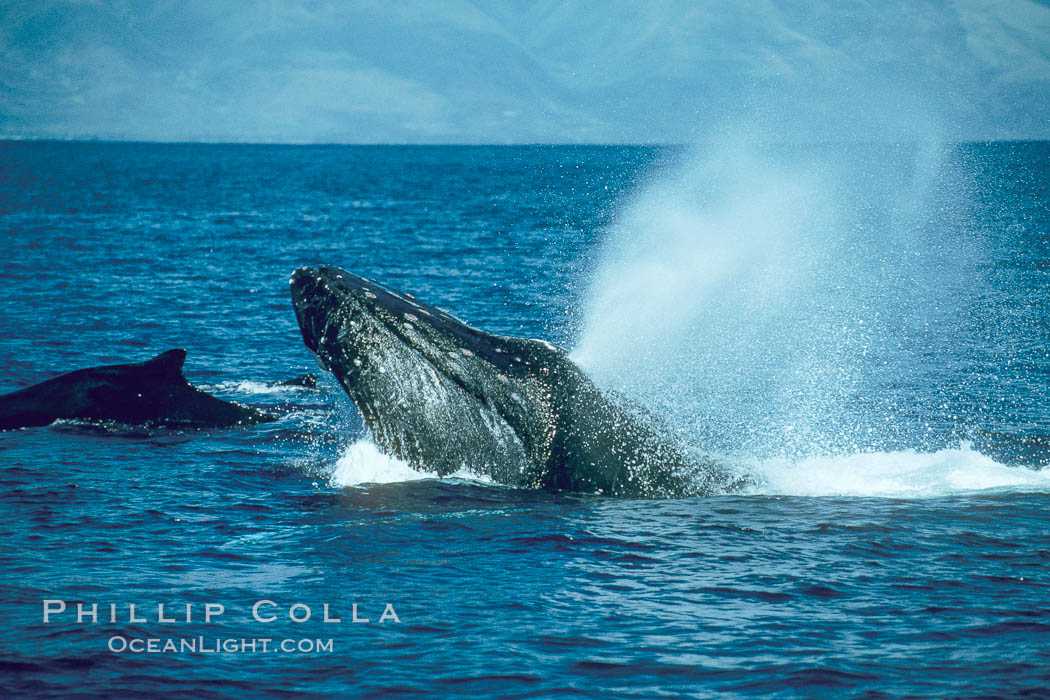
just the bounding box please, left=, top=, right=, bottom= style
left=328, top=436, right=1048, bottom=499
left=747, top=443, right=1050, bottom=498
left=329, top=439, right=489, bottom=488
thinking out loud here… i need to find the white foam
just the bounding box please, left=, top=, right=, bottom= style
left=329, top=439, right=489, bottom=487
left=209, top=380, right=311, bottom=395
left=747, top=444, right=1050, bottom=498
left=326, top=439, right=1048, bottom=498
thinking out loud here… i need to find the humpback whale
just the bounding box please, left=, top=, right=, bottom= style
left=290, top=265, right=739, bottom=497
left=0, top=349, right=275, bottom=431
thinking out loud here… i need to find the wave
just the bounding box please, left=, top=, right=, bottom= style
left=746, top=443, right=1050, bottom=498
left=327, top=438, right=1048, bottom=499
left=329, top=439, right=491, bottom=488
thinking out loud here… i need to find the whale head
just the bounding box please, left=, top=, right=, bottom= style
left=288, top=265, right=737, bottom=497
left=289, top=265, right=568, bottom=484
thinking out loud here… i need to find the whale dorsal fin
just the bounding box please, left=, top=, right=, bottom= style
left=140, top=349, right=188, bottom=379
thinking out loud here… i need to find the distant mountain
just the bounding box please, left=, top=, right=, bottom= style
left=1, top=0, right=1047, bottom=142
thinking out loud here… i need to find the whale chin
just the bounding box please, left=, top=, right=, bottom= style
left=289, top=265, right=746, bottom=498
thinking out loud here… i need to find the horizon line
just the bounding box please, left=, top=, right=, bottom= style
left=1, top=136, right=670, bottom=147
left=2, top=136, right=1048, bottom=147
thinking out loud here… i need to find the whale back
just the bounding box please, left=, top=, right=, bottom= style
left=0, top=349, right=273, bottom=430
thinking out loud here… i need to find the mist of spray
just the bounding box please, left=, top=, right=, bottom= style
left=572, top=132, right=982, bottom=460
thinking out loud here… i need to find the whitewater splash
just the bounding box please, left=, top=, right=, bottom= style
left=748, top=444, right=1050, bottom=498
left=571, top=136, right=986, bottom=461
left=329, top=437, right=1049, bottom=498
left=329, top=439, right=491, bottom=488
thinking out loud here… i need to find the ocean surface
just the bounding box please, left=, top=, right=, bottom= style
left=1, top=141, right=1048, bottom=698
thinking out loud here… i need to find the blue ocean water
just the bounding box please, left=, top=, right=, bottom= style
left=1, top=141, right=1049, bottom=697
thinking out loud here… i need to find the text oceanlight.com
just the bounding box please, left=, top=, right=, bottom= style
left=108, top=636, right=335, bottom=654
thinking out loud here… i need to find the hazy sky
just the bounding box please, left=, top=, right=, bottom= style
left=2, top=0, right=1048, bottom=143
